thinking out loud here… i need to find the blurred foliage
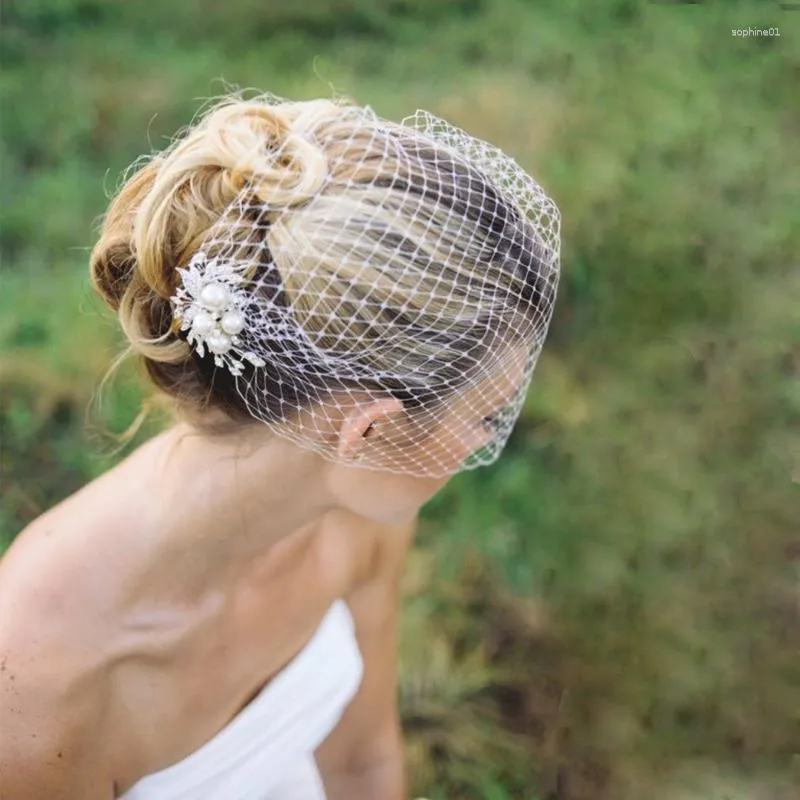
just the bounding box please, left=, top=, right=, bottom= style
left=1, top=0, right=799, bottom=797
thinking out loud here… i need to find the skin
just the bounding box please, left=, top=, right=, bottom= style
left=0, top=389, right=501, bottom=800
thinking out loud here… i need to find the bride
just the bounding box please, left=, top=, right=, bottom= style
left=0, top=94, right=560, bottom=799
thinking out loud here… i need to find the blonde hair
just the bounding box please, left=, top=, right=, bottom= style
left=90, top=95, right=555, bottom=442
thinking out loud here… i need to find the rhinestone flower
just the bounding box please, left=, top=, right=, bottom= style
left=170, top=251, right=266, bottom=376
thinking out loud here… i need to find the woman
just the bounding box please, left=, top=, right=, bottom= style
left=0, top=95, right=560, bottom=799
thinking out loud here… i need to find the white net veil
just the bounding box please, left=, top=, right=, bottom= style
left=170, top=96, right=560, bottom=477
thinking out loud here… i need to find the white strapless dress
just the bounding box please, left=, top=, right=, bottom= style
left=120, top=600, right=363, bottom=800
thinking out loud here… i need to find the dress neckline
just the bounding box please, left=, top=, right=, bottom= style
left=119, top=598, right=361, bottom=797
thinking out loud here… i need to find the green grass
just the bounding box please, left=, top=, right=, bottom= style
left=2, top=1, right=799, bottom=797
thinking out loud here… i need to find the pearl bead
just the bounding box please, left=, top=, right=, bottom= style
left=191, top=310, right=215, bottom=336
left=220, top=310, right=245, bottom=335
left=206, top=330, right=232, bottom=354
left=199, top=282, right=230, bottom=311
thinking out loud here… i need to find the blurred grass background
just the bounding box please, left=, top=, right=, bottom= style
left=1, top=1, right=799, bottom=798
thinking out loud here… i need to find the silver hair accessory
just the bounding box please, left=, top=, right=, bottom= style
left=172, top=251, right=266, bottom=375
left=170, top=97, right=560, bottom=477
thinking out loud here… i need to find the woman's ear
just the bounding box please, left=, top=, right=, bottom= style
left=336, top=396, right=404, bottom=463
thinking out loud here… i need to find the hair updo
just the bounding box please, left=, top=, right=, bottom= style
left=90, top=94, right=558, bottom=464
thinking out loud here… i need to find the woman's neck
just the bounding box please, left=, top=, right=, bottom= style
left=141, top=421, right=336, bottom=588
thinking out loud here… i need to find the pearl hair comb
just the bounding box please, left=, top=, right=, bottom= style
left=171, top=251, right=266, bottom=376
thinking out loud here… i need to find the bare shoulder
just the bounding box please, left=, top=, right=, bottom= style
left=1, top=649, right=113, bottom=798
left=0, top=500, right=127, bottom=796
left=0, top=443, right=161, bottom=645
left=0, top=498, right=125, bottom=661
left=333, top=511, right=418, bottom=635
left=313, top=509, right=417, bottom=599
left=314, top=513, right=416, bottom=776
left=0, top=567, right=115, bottom=798
left=0, top=508, right=116, bottom=691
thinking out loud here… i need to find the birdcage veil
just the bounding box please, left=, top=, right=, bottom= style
left=170, top=95, right=560, bottom=477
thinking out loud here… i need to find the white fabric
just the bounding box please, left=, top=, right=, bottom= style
left=120, top=600, right=363, bottom=800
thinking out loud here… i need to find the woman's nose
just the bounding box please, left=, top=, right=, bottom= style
left=462, top=425, right=494, bottom=459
